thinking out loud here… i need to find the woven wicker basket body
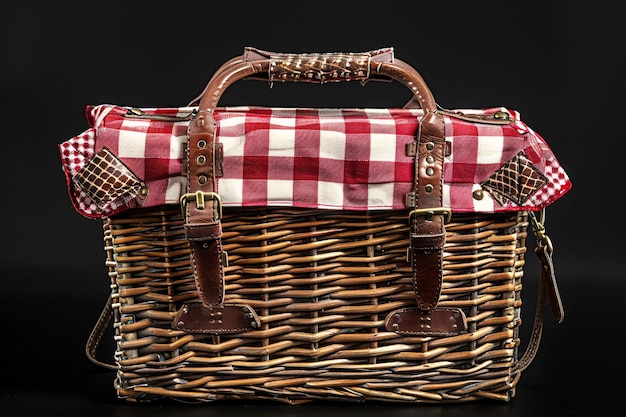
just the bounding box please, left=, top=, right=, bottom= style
left=103, top=204, right=528, bottom=403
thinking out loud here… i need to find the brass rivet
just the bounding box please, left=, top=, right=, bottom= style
left=426, top=155, right=434, bottom=163
left=198, top=175, right=208, bottom=184
left=140, top=186, right=149, bottom=196
left=197, top=117, right=205, bottom=127
left=426, top=167, right=434, bottom=176
left=494, top=111, right=510, bottom=120
left=197, top=139, right=207, bottom=149
left=425, top=184, right=434, bottom=193
left=425, top=142, right=435, bottom=150
left=197, top=155, right=206, bottom=165
left=473, top=189, right=484, bottom=200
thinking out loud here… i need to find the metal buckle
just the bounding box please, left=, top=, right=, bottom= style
left=180, top=191, right=222, bottom=220
left=529, top=209, right=553, bottom=253
left=408, top=207, right=452, bottom=224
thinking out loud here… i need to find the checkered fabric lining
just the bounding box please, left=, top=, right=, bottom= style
left=59, top=105, right=190, bottom=218
left=59, top=105, right=572, bottom=218
left=214, top=107, right=571, bottom=213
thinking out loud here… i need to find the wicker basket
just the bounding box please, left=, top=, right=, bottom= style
left=102, top=204, right=531, bottom=403
left=66, top=48, right=571, bottom=405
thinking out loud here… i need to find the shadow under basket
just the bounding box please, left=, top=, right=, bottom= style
left=98, top=204, right=532, bottom=404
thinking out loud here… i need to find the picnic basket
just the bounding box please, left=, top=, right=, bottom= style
left=59, top=47, right=571, bottom=404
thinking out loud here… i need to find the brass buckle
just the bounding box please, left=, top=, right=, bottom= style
left=408, top=207, right=452, bottom=224
left=180, top=191, right=222, bottom=220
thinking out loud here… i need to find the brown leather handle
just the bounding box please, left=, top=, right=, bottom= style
left=187, top=48, right=420, bottom=108
left=187, top=56, right=243, bottom=107
left=190, top=50, right=437, bottom=137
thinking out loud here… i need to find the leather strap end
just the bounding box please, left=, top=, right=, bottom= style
left=172, top=303, right=260, bottom=334
left=535, top=245, right=565, bottom=323
left=385, top=308, right=467, bottom=336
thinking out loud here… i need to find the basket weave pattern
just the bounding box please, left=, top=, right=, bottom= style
left=104, top=205, right=528, bottom=403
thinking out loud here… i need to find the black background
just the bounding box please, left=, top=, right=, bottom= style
left=1, top=1, right=624, bottom=416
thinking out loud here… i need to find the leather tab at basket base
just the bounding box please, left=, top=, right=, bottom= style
left=384, top=307, right=467, bottom=336
left=172, top=303, right=260, bottom=334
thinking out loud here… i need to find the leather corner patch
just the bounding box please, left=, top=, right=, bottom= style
left=72, top=147, right=148, bottom=211
left=481, top=151, right=547, bottom=206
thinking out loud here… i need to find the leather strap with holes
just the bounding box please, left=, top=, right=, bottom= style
left=173, top=106, right=260, bottom=334
left=384, top=112, right=466, bottom=336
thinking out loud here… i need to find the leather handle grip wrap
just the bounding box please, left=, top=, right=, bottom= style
left=243, top=46, right=395, bottom=84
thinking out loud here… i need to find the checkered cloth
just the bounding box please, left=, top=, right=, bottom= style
left=59, top=105, right=571, bottom=218
left=60, top=105, right=190, bottom=218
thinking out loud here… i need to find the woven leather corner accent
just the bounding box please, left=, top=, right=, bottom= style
left=481, top=151, right=547, bottom=206
left=72, top=147, right=147, bottom=210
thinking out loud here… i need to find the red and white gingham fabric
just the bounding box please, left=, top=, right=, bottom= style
left=440, top=109, right=570, bottom=212
left=59, top=105, right=190, bottom=218
left=214, top=107, right=570, bottom=212
left=59, top=105, right=571, bottom=218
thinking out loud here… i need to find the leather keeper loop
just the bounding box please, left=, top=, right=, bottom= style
left=185, top=222, right=222, bottom=241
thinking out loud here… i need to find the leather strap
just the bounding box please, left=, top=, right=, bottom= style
left=530, top=210, right=565, bottom=323
left=384, top=111, right=467, bottom=335
left=536, top=244, right=565, bottom=322
left=179, top=123, right=260, bottom=333
left=410, top=112, right=447, bottom=311
left=85, top=293, right=117, bottom=371
left=517, top=213, right=566, bottom=372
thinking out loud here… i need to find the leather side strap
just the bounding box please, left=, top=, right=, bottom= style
left=530, top=210, right=565, bottom=322
left=85, top=294, right=117, bottom=370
